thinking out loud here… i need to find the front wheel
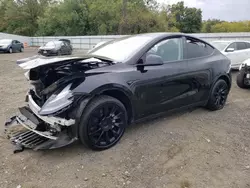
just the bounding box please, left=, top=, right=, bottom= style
left=206, top=79, right=229, bottom=111
left=9, top=48, right=13, bottom=53
left=79, top=95, right=127, bottom=150
left=20, top=47, right=24, bottom=52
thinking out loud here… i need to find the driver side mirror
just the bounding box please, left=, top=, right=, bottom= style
left=137, top=54, right=164, bottom=67
left=226, top=48, right=235, bottom=52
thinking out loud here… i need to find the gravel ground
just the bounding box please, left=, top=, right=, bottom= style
left=0, top=49, right=250, bottom=188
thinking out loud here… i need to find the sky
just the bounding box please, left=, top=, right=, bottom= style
left=157, top=0, right=250, bottom=21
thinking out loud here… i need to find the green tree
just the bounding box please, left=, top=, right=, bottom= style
left=210, top=21, right=250, bottom=33
left=169, top=1, right=202, bottom=33
left=37, top=0, right=89, bottom=36
left=2, top=0, right=54, bottom=36
left=201, top=19, right=222, bottom=33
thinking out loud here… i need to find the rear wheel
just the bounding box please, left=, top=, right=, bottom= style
left=206, top=79, right=229, bottom=111
left=79, top=95, right=127, bottom=150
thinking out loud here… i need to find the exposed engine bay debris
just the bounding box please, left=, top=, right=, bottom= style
left=5, top=55, right=114, bottom=153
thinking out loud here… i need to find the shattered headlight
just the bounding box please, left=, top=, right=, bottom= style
left=38, top=83, right=74, bottom=116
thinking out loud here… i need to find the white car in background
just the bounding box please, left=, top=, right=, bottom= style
left=211, top=41, right=250, bottom=70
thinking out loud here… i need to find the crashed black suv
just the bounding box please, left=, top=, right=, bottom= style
left=5, top=33, right=231, bottom=152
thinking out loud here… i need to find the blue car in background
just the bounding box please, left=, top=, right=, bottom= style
left=0, top=39, right=24, bottom=53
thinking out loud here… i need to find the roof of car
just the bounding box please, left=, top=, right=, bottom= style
left=135, top=32, right=183, bottom=38
left=212, top=40, right=250, bottom=43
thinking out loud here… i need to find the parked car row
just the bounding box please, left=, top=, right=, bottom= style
left=0, top=38, right=73, bottom=56
left=0, top=39, right=24, bottom=53
left=5, top=33, right=233, bottom=153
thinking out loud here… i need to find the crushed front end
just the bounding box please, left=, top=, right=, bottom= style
left=4, top=56, right=111, bottom=153
left=5, top=92, right=78, bottom=153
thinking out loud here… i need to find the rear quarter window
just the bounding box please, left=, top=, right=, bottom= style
left=185, top=38, right=214, bottom=59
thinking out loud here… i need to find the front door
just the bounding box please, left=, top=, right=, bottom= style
left=132, top=37, right=209, bottom=119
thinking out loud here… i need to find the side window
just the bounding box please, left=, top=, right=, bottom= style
left=147, top=38, right=183, bottom=62
left=246, top=42, right=250, bottom=49
left=185, top=37, right=214, bottom=59
left=226, top=42, right=236, bottom=51
left=236, top=42, right=247, bottom=50
left=16, top=40, right=20, bottom=44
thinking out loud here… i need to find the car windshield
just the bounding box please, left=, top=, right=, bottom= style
left=211, top=41, right=231, bottom=51
left=0, top=39, right=12, bottom=45
left=89, top=36, right=153, bottom=62
left=44, top=41, right=62, bottom=47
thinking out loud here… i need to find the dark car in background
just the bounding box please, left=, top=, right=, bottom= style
left=38, top=40, right=73, bottom=56
left=5, top=33, right=231, bottom=152
left=0, top=39, right=24, bottom=53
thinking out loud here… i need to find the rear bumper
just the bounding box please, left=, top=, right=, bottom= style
left=4, top=95, right=77, bottom=153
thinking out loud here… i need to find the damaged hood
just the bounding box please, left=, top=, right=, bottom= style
left=242, top=58, right=250, bottom=66
left=39, top=46, right=57, bottom=50
left=16, top=55, right=112, bottom=70
left=16, top=56, right=98, bottom=70
left=239, top=58, right=250, bottom=70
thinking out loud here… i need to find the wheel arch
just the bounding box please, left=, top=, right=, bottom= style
left=73, top=84, right=134, bottom=135
left=207, top=73, right=232, bottom=102
left=217, top=74, right=231, bottom=89
left=212, top=73, right=232, bottom=90
left=99, top=89, right=134, bottom=125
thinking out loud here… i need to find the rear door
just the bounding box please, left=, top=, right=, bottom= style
left=242, top=42, right=250, bottom=61
left=183, top=37, right=214, bottom=104
left=236, top=42, right=248, bottom=64
left=60, top=42, right=68, bottom=54
left=16, top=40, right=22, bottom=51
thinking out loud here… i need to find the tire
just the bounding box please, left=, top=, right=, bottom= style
left=79, top=95, right=127, bottom=150
left=206, top=79, right=229, bottom=111
left=236, top=68, right=249, bottom=89
left=20, top=47, right=24, bottom=52
left=9, top=48, right=12, bottom=53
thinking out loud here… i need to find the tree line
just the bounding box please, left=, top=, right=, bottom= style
left=0, top=0, right=249, bottom=37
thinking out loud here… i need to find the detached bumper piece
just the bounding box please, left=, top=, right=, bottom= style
left=10, top=130, right=48, bottom=153
left=5, top=107, right=77, bottom=153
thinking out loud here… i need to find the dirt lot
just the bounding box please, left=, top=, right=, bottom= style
left=0, top=49, right=250, bottom=188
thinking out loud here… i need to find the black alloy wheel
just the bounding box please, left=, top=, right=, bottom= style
left=79, top=95, right=127, bottom=150
left=206, top=79, right=229, bottom=111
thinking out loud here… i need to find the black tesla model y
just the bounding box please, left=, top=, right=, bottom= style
left=5, top=33, right=231, bottom=152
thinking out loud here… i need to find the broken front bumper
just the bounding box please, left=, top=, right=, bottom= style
left=4, top=94, right=77, bottom=153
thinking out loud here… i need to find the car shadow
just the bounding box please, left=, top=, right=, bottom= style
left=34, top=105, right=203, bottom=157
